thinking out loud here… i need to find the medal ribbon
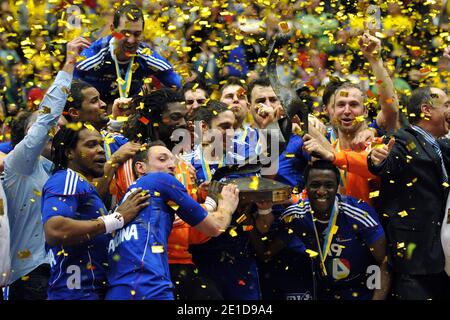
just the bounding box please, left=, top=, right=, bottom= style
left=311, top=199, right=339, bottom=276
left=110, top=38, right=134, bottom=98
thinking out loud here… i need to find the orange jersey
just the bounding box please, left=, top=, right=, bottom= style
left=332, top=140, right=380, bottom=206
left=109, top=158, right=135, bottom=205
left=168, top=160, right=210, bottom=264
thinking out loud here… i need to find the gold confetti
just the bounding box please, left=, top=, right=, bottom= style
left=17, top=249, right=32, bottom=259
left=305, top=249, right=318, bottom=258
left=285, top=153, right=295, bottom=158
left=151, top=245, right=164, bottom=253
left=236, top=214, right=246, bottom=224
left=279, top=21, right=290, bottom=32
left=354, top=115, right=365, bottom=123
left=39, top=106, right=51, bottom=114
left=248, top=176, right=259, bottom=190
left=369, top=190, right=379, bottom=198
left=406, top=142, right=416, bottom=151
left=167, top=200, right=179, bottom=211
left=57, top=249, right=68, bottom=257
left=84, top=123, right=96, bottom=131
left=398, top=210, right=408, bottom=218
left=229, top=228, right=238, bottom=237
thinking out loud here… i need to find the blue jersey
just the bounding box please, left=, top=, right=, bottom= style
left=0, top=141, right=13, bottom=154
left=234, top=125, right=260, bottom=161
left=187, top=126, right=260, bottom=185
left=280, top=194, right=384, bottom=300
left=102, top=131, right=128, bottom=160
left=106, top=172, right=207, bottom=300
left=74, top=35, right=181, bottom=103
left=41, top=169, right=111, bottom=300
left=258, top=208, right=314, bottom=300
left=276, top=134, right=310, bottom=189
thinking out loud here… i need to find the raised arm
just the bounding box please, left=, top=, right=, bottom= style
left=359, top=32, right=400, bottom=132
left=4, top=38, right=91, bottom=176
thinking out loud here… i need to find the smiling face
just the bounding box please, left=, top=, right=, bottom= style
left=67, top=128, right=106, bottom=179
left=72, top=87, right=109, bottom=131
left=306, top=169, right=339, bottom=217
left=112, top=16, right=143, bottom=60
left=332, top=87, right=367, bottom=135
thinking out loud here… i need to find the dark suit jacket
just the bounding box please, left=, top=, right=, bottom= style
left=368, top=126, right=450, bottom=275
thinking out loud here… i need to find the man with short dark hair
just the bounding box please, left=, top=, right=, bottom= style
left=183, top=80, right=209, bottom=114
left=64, top=79, right=109, bottom=132
left=74, top=3, right=181, bottom=105
left=280, top=160, right=390, bottom=300
left=369, top=86, right=450, bottom=300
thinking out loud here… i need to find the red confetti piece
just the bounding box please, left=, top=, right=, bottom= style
left=366, top=89, right=375, bottom=98
left=139, top=116, right=150, bottom=125
left=238, top=279, right=246, bottom=286
left=420, top=67, right=430, bottom=73
left=112, top=32, right=125, bottom=40
left=305, top=81, right=314, bottom=88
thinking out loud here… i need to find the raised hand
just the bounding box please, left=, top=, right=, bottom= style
left=303, top=133, right=335, bottom=161
left=111, top=142, right=145, bottom=166
left=359, top=32, right=381, bottom=62
left=351, top=128, right=376, bottom=152
left=370, top=137, right=395, bottom=166
left=66, top=37, right=91, bottom=65
left=112, top=97, right=133, bottom=119
left=254, top=103, right=276, bottom=129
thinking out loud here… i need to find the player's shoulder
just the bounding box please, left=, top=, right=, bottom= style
left=44, top=169, right=91, bottom=196
left=281, top=199, right=310, bottom=221
left=338, top=195, right=379, bottom=228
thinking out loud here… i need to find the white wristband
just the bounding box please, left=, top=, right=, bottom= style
left=204, top=196, right=217, bottom=212
left=257, top=208, right=272, bottom=216
left=99, top=212, right=124, bottom=234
